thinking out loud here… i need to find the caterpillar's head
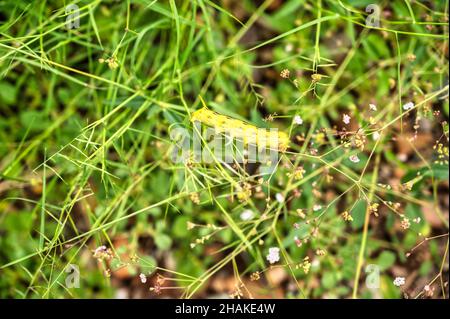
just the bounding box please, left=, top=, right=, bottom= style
left=191, top=95, right=211, bottom=123
left=190, top=107, right=209, bottom=123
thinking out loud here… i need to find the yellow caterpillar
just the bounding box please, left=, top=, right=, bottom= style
left=190, top=107, right=290, bottom=152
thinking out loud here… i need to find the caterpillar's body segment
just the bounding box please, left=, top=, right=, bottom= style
left=190, top=107, right=290, bottom=152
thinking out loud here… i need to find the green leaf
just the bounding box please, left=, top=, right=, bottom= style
left=155, top=233, right=172, bottom=251
left=139, top=255, right=157, bottom=273
left=351, top=200, right=367, bottom=229
left=377, top=251, right=396, bottom=271
left=419, top=260, right=433, bottom=276
left=0, top=81, right=17, bottom=105
left=173, top=215, right=190, bottom=238
left=321, top=272, right=338, bottom=289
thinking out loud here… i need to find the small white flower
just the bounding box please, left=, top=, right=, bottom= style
left=398, top=153, right=408, bottom=162
left=313, top=204, right=322, bottom=211
left=343, top=114, right=351, bottom=124
left=240, top=209, right=254, bottom=221
left=94, top=245, right=107, bottom=255
left=369, top=103, right=377, bottom=111
left=275, top=193, right=284, bottom=203
left=266, top=247, right=280, bottom=264
left=311, top=259, right=320, bottom=269
left=93, top=245, right=113, bottom=260
left=413, top=217, right=421, bottom=224
left=403, top=102, right=414, bottom=111
left=293, top=115, right=303, bottom=125
left=139, top=273, right=147, bottom=284
left=393, top=277, right=405, bottom=287
left=280, top=69, right=290, bottom=79
left=372, top=131, right=380, bottom=141
left=285, top=43, right=294, bottom=53
left=349, top=155, right=360, bottom=163
left=294, top=236, right=302, bottom=247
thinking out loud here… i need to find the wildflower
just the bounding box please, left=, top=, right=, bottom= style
left=150, top=283, right=162, bottom=295
left=280, top=69, right=290, bottom=78
left=351, top=131, right=367, bottom=150
left=263, top=113, right=275, bottom=122
left=343, top=114, right=351, bottom=125
left=294, top=236, right=302, bottom=247
left=311, top=73, right=322, bottom=82
left=190, top=192, right=200, bottom=204
left=240, top=209, right=254, bottom=221
left=400, top=217, right=410, bottom=230
left=397, top=153, right=408, bottom=162
left=303, top=262, right=311, bottom=274
left=434, top=142, right=449, bottom=165
left=369, top=203, right=379, bottom=216
left=229, top=286, right=244, bottom=299
left=372, top=131, right=380, bottom=141
left=402, top=181, right=413, bottom=191
left=275, top=193, right=285, bottom=203
left=107, top=57, right=119, bottom=70
left=139, top=273, right=147, bottom=284
left=237, top=183, right=252, bottom=202
left=407, top=53, right=416, bottom=61
left=413, top=217, right=421, bottom=224
left=393, top=277, right=405, bottom=287
left=424, top=285, right=434, bottom=297
left=378, top=183, right=392, bottom=190
left=403, top=102, right=415, bottom=111
left=315, top=132, right=326, bottom=145
left=187, top=221, right=196, bottom=230
left=341, top=211, right=353, bottom=222
left=250, top=272, right=260, bottom=281
left=296, top=209, right=306, bottom=219
left=93, top=245, right=113, bottom=260
left=99, top=56, right=119, bottom=70
left=349, top=154, right=360, bottom=163
left=266, top=247, right=280, bottom=264
left=311, top=259, right=320, bottom=269
left=316, top=249, right=326, bottom=256
left=301, top=257, right=311, bottom=274
left=313, top=204, right=322, bottom=211
left=369, top=103, right=377, bottom=111
left=293, top=166, right=306, bottom=180
left=293, top=115, right=303, bottom=125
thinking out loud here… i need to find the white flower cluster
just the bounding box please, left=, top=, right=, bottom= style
left=266, top=247, right=280, bottom=264
left=393, top=276, right=405, bottom=287
left=293, top=115, right=303, bottom=125
left=403, top=102, right=414, bottom=111
left=349, top=155, right=360, bottom=163
left=240, top=209, right=254, bottom=221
